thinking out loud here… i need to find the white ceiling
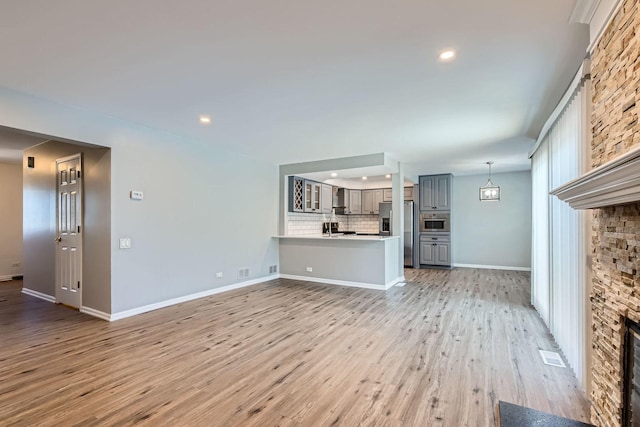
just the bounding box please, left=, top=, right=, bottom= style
left=0, top=1, right=589, bottom=175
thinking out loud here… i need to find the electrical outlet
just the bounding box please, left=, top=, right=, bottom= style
left=119, top=238, right=132, bottom=249
left=306, top=267, right=313, bottom=272
left=269, top=265, right=277, bottom=274
left=216, top=272, right=223, bottom=278
left=237, top=268, right=249, bottom=279
left=11, top=262, right=20, bottom=268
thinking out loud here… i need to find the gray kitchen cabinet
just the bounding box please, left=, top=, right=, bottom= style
left=288, top=176, right=305, bottom=212
left=348, top=189, right=362, bottom=214
left=373, top=189, right=383, bottom=213
left=419, top=234, right=451, bottom=266
left=362, top=189, right=383, bottom=214
left=383, top=188, right=393, bottom=202
left=362, top=190, right=373, bottom=214
left=321, top=184, right=333, bottom=214
left=304, top=180, right=321, bottom=213
left=419, top=174, right=451, bottom=211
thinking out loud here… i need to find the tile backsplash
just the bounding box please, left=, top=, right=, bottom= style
left=286, top=213, right=379, bottom=235
left=346, top=215, right=379, bottom=234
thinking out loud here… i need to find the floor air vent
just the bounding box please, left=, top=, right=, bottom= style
left=538, top=350, right=566, bottom=368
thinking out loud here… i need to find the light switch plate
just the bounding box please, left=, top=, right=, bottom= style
left=130, top=191, right=144, bottom=200
left=119, top=238, right=132, bottom=249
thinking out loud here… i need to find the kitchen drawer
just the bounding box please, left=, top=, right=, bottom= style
left=420, top=233, right=450, bottom=242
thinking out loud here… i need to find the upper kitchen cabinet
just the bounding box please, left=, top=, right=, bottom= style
left=349, top=189, right=362, bottom=214
left=362, top=189, right=383, bottom=214
left=419, top=174, right=452, bottom=211
left=289, top=176, right=324, bottom=213
left=304, top=181, right=321, bottom=213
left=373, top=189, right=384, bottom=212
left=288, top=176, right=304, bottom=212
left=404, top=186, right=414, bottom=201
left=383, top=187, right=414, bottom=202
left=320, top=184, right=333, bottom=214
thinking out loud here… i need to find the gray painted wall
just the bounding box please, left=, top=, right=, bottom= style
left=279, top=237, right=400, bottom=286
left=451, top=171, right=532, bottom=269
left=1, top=86, right=279, bottom=315
left=109, top=132, right=279, bottom=313
left=23, top=140, right=111, bottom=312
left=0, top=162, right=23, bottom=277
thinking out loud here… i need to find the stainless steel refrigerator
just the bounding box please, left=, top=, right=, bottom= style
left=403, top=201, right=414, bottom=268
left=379, top=201, right=415, bottom=268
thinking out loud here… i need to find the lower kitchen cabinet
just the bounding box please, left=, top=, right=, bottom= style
left=420, top=234, right=451, bottom=266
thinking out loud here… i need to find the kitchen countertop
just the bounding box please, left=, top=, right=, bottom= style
left=275, top=234, right=399, bottom=241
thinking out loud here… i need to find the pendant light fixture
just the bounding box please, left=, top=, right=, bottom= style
left=479, top=161, right=500, bottom=201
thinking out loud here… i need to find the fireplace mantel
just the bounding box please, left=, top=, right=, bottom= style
left=550, top=146, right=640, bottom=209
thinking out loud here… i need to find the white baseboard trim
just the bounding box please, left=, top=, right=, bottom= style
left=453, top=263, right=531, bottom=272
left=22, top=288, right=56, bottom=303
left=109, top=274, right=280, bottom=322
left=280, top=274, right=404, bottom=291
left=80, top=306, right=111, bottom=321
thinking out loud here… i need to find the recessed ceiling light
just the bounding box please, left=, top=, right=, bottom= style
left=199, top=115, right=211, bottom=124
left=438, top=49, right=456, bottom=62
left=362, top=176, right=367, bottom=180
left=330, top=172, right=338, bottom=178
left=385, top=174, right=391, bottom=178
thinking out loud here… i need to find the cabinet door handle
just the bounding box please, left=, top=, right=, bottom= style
left=432, top=243, right=437, bottom=246
left=432, top=238, right=437, bottom=240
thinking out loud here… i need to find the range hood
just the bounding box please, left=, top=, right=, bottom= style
left=551, top=146, right=640, bottom=209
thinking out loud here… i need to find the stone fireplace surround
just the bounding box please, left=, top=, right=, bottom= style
left=552, top=1, right=640, bottom=424
left=552, top=0, right=640, bottom=425
left=553, top=148, right=640, bottom=426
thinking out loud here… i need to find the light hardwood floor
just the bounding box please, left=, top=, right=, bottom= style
left=0, top=269, right=590, bottom=426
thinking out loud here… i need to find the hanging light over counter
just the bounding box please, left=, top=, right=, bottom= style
left=479, top=161, right=500, bottom=201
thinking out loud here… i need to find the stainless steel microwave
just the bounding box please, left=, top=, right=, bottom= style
left=419, top=212, right=450, bottom=233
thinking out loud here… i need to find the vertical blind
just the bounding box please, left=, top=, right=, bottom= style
left=531, top=82, right=590, bottom=390
left=531, top=141, right=550, bottom=325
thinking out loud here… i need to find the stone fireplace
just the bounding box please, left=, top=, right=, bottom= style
left=591, top=202, right=640, bottom=426
left=555, top=149, right=640, bottom=427
left=552, top=0, right=640, bottom=425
